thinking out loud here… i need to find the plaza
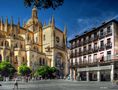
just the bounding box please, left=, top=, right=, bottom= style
left=0, top=80, right=118, bottom=90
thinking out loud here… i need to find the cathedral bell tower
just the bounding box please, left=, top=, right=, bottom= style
left=32, top=6, right=38, bottom=19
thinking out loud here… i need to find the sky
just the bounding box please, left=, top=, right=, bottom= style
left=0, top=0, right=118, bottom=42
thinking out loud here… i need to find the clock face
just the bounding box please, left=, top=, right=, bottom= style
left=56, top=37, right=60, bottom=43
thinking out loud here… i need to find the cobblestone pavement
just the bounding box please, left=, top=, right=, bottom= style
left=0, top=80, right=118, bottom=90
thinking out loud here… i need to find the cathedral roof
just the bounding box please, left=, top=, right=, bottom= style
left=25, top=6, right=42, bottom=28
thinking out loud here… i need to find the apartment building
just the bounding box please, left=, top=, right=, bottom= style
left=69, top=20, right=118, bottom=81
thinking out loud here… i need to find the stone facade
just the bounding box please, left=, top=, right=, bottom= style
left=0, top=6, right=68, bottom=77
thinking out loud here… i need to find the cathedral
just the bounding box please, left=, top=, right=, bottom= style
left=0, top=6, right=68, bottom=78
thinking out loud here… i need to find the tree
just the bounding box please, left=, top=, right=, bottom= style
left=0, top=61, right=16, bottom=77
left=18, top=64, right=32, bottom=76
left=24, top=0, right=64, bottom=10
left=34, top=66, right=49, bottom=77
left=34, top=66, right=57, bottom=79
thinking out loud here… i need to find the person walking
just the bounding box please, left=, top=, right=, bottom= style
left=13, top=77, right=18, bottom=90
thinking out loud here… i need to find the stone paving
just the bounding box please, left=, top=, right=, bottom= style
left=0, top=80, right=118, bottom=90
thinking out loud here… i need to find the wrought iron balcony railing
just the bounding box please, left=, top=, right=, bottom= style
left=93, top=36, right=99, bottom=41
left=88, top=48, right=93, bottom=54
left=99, top=46, right=105, bottom=51
left=93, top=47, right=99, bottom=53
left=99, top=33, right=106, bottom=39
left=106, top=43, right=112, bottom=50
left=106, top=31, right=112, bottom=37
left=83, top=50, right=88, bottom=55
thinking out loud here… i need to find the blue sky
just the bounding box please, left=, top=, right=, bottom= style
left=0, top=0, right=118, bottom=41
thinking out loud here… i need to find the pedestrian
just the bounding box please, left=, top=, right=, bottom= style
left=26, top=77, right=28, bottom=83
left=13, top=77, right=18, bottom=90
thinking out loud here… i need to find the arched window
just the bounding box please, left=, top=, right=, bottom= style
left=1, top=41, right=3, bottom=46
left=6, top=56, right=9, bottom=62
left=15, top=56, right=18, bottom=64
left=20, top=43, right=23, bottom=48
left=7, top=42, right=9, bottom=47
left=43, top=59, right=45, bottom=65
left=22, top=57, right=25, bottom=62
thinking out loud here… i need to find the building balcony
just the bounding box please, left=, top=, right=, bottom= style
left=83, top=50, right=88, bottom=55
left=93, top=47, right=99, bottom=53
left=88, top=48, right=93, bottom=54
left=74, top=53, right=78, bottom=57
left=78, top=42, right=83, bottom=47
left=106, top=43, right=112, bottom=50
left=70, top=54, right=73, bottom=58
left=99, top=33, right=105, bottom=39
left=97, top=56, right=113, bottom=65
left=78, top=61, right=88, bottom=67
left=99, top=46, right=105, bottom=51
left=93, top=36, right=99, bottom=41
left=83, top=40, right=88, bottom=45
left=106, top=31, right=112, bottom=37
left=88, top=60, right=98, bottom=66
left=78, top=52, right=83, bottom=56
left=77, top=52, right=80, bottom=57
left=74, top=44, right=78, bottom=48
left=70, top=45, right=74, bottom=49
left=88, top=38, right=93, bottom=43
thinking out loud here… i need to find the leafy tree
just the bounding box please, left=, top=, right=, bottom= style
left=18, top=64, right=32, bottom=76
left=34, top=66, right=48, bottom=77
left=34, top=66, right=57, bottom=79
left=24, top=0, right=64, bottom=10
left=0, top=61, right=16, bottom=77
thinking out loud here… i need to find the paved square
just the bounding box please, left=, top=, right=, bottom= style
left=0, top=80, right=118, bottom=90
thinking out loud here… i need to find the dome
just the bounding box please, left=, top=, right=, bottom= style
left=25, top=6, right=42, bottom=28
left=26, top=17, right=42, bottom=27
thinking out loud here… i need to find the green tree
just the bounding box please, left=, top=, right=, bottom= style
left=24, top=0, right=64, bottom=10
left=34, top=66, right=57, bottom=79
left=0, top=61, right=16, bottom=77
left=18, top=64, right=32, bottom=76
left=34, top=66, right=49, bottom=77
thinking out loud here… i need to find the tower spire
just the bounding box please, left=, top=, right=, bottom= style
left=17, top=17, right=20, bottom=34
left=10, top=16, right=13, bottom=27
left=10, top=16, right=14, bottom=35
left=23, top=20, right=25, bottom=27
left=32, top=5, right=38, bottom=18
left=51, top=15, right=55, bottom=27
left=5, top=16, right=8, bottom=32
left=0, top=17, right=4, bottom=30
left=18, top=17, right=20, bottom=26
left=64, top=25, right=67, bottom=35
left=44, top=21, right=46, bottom=26
left=64, top=25, right=67, bottom=47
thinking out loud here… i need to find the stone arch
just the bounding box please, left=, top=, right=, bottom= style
left=6, top=56, right=9, bottom=62
left=55, top=52, right=65, bottom=79
left=55, top=52, right=65, bottom=67
left=42, top=58, right=45, bottom=65
left=5, top=40, right=9, bottom=47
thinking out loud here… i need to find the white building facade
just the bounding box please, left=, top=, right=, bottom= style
left=69, top=20, right=118, bottom=81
